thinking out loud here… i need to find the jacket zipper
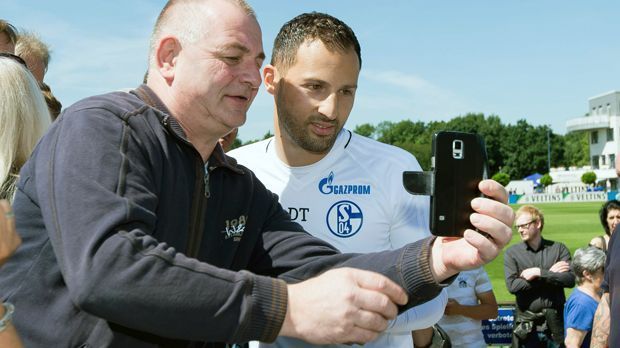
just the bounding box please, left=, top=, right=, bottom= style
left=163, top=114, right=208, bottom=258
left=187, top=156, right=208, bottom=258
left=144, top=99, right=209, bottom=259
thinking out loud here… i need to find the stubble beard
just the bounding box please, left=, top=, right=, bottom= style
left=276, top=93, right=341, bottom=154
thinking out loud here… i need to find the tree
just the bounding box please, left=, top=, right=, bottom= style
left=228, top=138, right=242, bottom=151
left=353, top=123, right=375, bottom=138
left=241, top=130, right=274, bottom=146
left=375, top=120, right=427, bottom=145
left=540, top=173, right=553, bottom=187
left=491, top=172, right=510, bottom=187
left=581, top=171, right=597, bottom=186
left=562, top=131, right=589, bottom=168
left=500, top=120, right=551, bottom=179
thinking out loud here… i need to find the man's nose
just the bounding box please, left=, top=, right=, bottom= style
left=318, top=93, right=338, bottom=120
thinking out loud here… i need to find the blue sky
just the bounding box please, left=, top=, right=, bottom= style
left=5, top=1, right=619, bottom=142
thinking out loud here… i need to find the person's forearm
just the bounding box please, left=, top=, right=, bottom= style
left=450, top=303, right=498, bottom=320
left=279, top=237, right=444, bottom=312
left=0, top=325, right=24, bottom=348
left=591, top=293, right=610, bottom=348
left=385, top=289, right=447, bottom=333
left=0, top=303, right=24, bottom=348
left=540, top=269, right=576, bottom=288
left=412, top=327, right=433, bottom=348
left=504, top=255, right=532, bottom=293
left=565, top=328, right=586, bottom=348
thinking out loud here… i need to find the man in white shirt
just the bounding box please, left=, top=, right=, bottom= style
left=438, top=267, right=498, bottom=347
left=231, top=12, right=448, bottom=348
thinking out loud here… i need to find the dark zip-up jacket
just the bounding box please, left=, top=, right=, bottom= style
left=0, top=85, right=444, bottom=347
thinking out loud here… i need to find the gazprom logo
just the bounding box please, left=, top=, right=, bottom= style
left=326, top=200, right=363, bottom=238
left=318, top=171, right=371, bottom=195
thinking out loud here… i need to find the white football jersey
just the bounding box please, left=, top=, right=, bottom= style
left=230, top=129, right=446, bottom=348
left=438, top=267, right=493, bottom=348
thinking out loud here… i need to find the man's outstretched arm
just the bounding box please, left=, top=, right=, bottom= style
left=277, top=180, right=514, bottom=345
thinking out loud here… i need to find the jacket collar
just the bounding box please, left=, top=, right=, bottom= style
left=132, top=84, right=243, bottom=174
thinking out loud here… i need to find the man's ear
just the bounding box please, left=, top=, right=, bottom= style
left=263, top=64, right=278, bottom=95
left=155, top=36, right=181, bottom=84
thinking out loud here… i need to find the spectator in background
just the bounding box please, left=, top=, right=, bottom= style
left=0, top=53, right=51, bottom=201
left=437, top=266, right=498, bottom=348
left=14, top=31, right=49, bottom=83
left=505, top=205, right=575, bottom=348
left=14, top=31, right=62, bottom=120
left=564, top=247, right=606, bottom=348
left=589, top=200, right=620, bottom=252
left=0, top=200, right=23, bottom=348
left=0, top=20, right=17, bottom=53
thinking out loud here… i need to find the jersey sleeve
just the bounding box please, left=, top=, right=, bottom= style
left=387, top=152, right=432, bottom=249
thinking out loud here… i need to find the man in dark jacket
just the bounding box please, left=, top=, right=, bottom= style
left=0, top=0, right=514, bottom=347
left=505, top=205, right=575, bottom=347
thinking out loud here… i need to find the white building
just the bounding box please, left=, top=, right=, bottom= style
left=566, top=90, right=620, bottom=171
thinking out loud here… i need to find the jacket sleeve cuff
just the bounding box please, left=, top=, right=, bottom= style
left=400, top=237, right=455, bottom=307
left=242, top=274, right=288, bottom=343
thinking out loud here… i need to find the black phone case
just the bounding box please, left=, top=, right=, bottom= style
left=431, top=131, right=487, bottom=237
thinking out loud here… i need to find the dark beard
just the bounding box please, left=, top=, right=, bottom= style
left=276, top=91, right=341, bottom=154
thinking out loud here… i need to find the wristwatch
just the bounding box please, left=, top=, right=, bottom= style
left=0, top=302, right=14, bottom=332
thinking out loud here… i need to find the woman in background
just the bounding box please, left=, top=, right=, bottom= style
left=0, top=53, right=50, bottom=201
left=564, top=246, right=606, bottom=347
left=589, top=200, right=620, bottom=252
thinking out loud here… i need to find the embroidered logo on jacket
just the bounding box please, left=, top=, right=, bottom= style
left=318, top=171, right=371, bottom=195
left=222, top=215, right=247, bottom=241
left=326, top=200, right=363, bottom=238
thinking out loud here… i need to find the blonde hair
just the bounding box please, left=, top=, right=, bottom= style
left=148, top=0, right=255, bottom=71
left=515, top=205, right=545, bottom=232
left=0, top=57, right=51, bottom=200
left=15, top=31, right=51, bottom=74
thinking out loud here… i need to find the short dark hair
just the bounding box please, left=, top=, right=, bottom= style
left=271, top=12, right=361, bottom=72
left=599, top=200, right=620, bottom=235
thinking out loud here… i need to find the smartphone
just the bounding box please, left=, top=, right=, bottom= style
left=430, top=131, right=488, bottom=237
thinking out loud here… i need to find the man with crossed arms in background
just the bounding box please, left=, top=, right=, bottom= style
left=231, top=12, right=448, bottom=348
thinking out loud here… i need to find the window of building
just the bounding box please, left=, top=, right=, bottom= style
left=591, top=131, right=598, bottom=144
left=608, top=128, right=614, bottom=141
left=602, top=156, right=606, bottom=165
left=612, top=154, right=616, bottom=169
left=592, top=155, right=599, bottom=169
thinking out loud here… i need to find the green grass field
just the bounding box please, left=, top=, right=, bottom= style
left=485, top=201, right=604, bottom=303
